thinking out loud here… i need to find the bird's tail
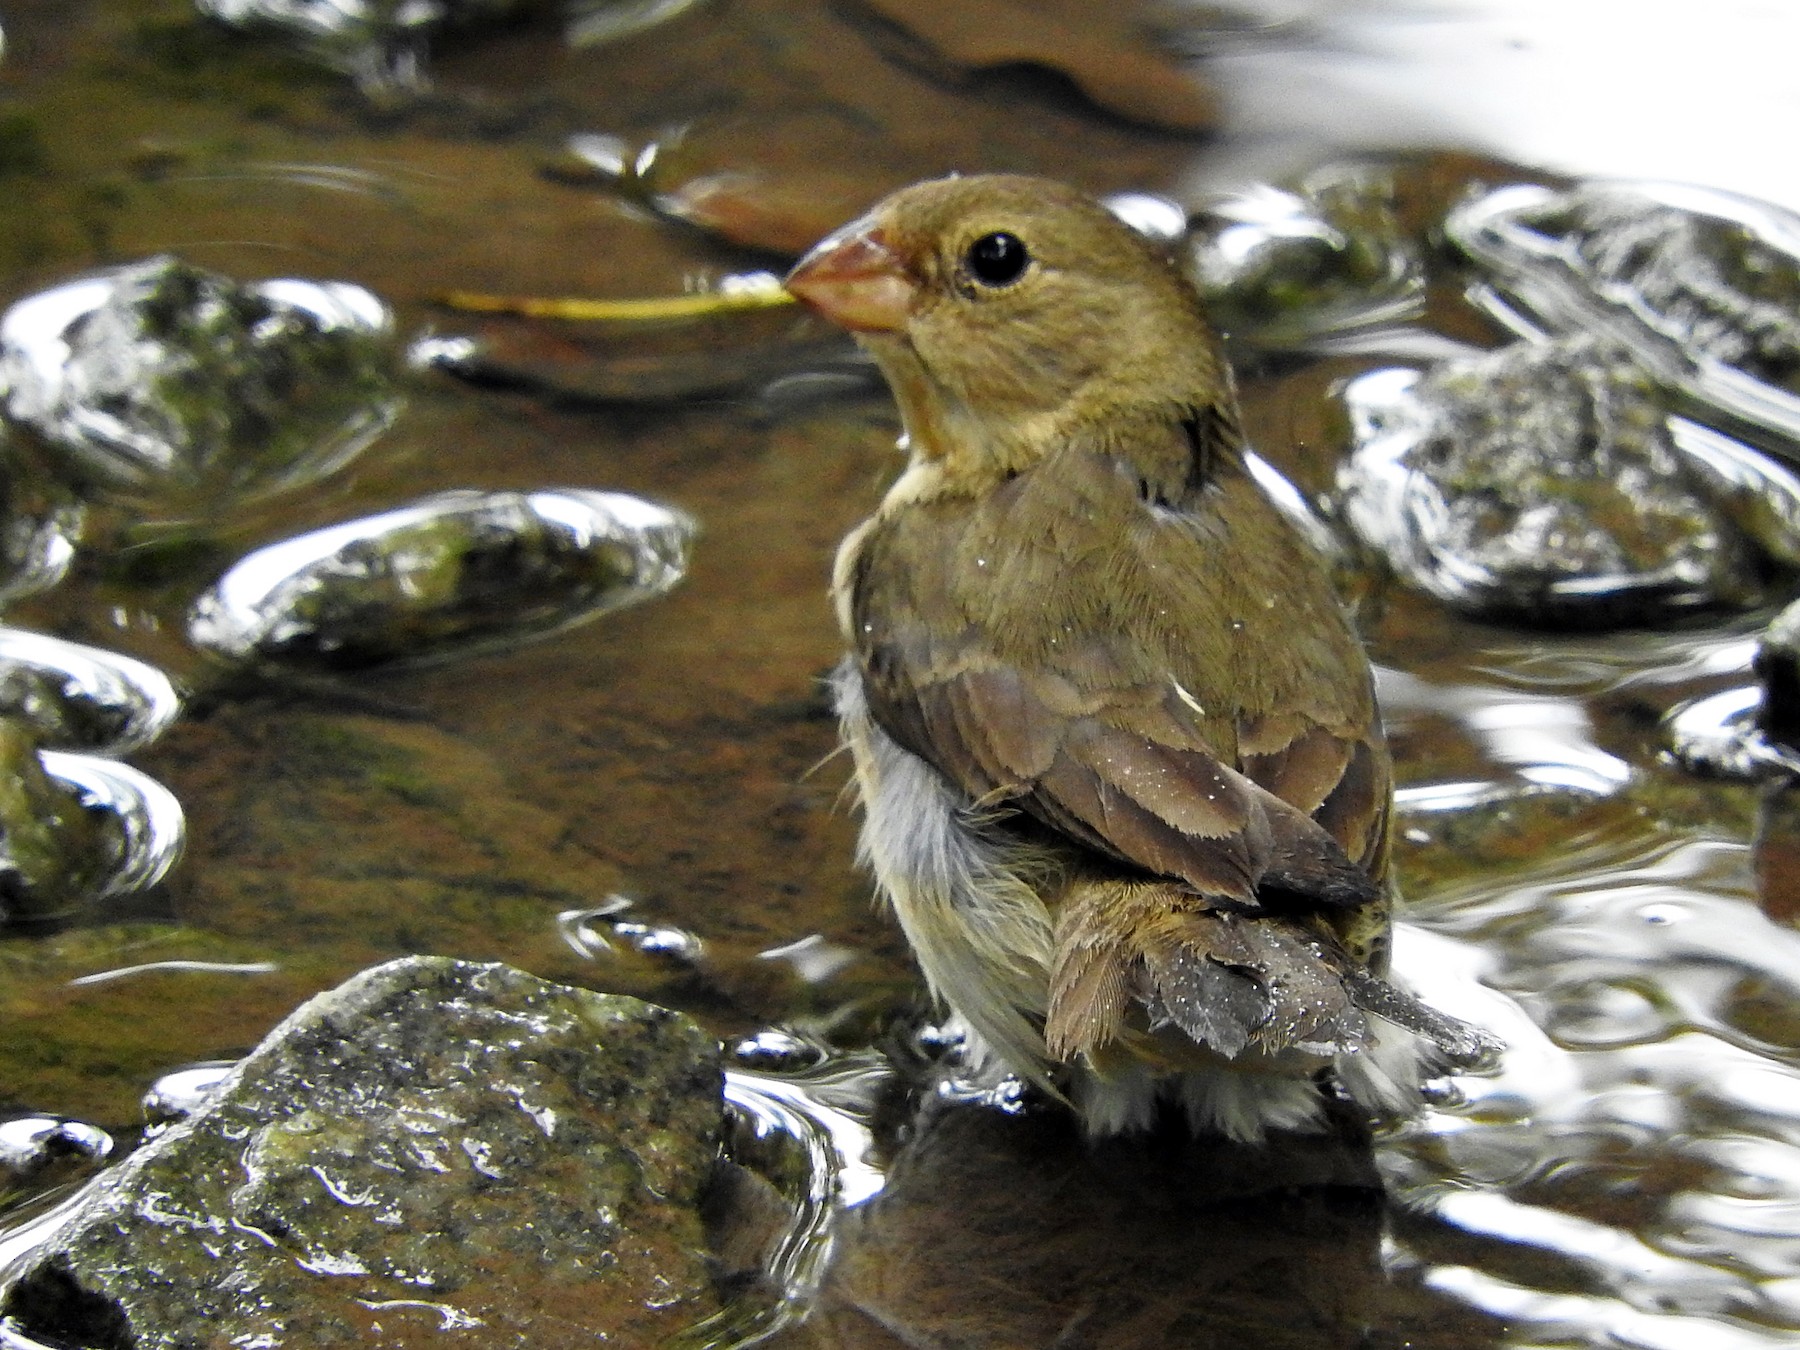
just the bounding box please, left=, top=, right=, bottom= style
left=1045, top=879, right=1498, bottom=1073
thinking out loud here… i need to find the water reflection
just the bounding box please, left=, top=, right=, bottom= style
left=682, top=1055, right=890, bottom=1348
left=1376, top=837, right=1800, bottom=1347
left=1380, top=666, right=1635, bottom=795
left=802, top=1102, right=1497, bottom=1349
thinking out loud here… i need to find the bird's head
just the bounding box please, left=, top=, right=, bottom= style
left=786, top=174, right=1229, bottom=482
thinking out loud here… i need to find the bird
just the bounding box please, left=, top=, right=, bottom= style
left=785, top=173, right=1496, bottom=1141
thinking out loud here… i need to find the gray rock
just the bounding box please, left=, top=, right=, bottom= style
left=1448, top=179, right=1800, bottom=453
left=1337, top=336, right=1764, bottom=624
left=0, top=956, right=726, bottom=1348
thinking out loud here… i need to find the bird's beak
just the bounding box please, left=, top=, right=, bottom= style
left=785, top=221, right=916, bottom=334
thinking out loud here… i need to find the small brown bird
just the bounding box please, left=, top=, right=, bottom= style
left=787, top=174, right=1494, bottom=1140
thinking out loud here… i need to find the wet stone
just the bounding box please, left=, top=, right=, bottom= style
left=0, top=1116, right=112, bottom=1208
left=1336, top=336, right=1763, bottom=625
left=0, top=956, right=726, bottom=1349
left=0, top=718, right=115, bottom=926
left=1190, top=165, right=1425, bottom=343
left=197, top=0, right=542, bottom=94
left=36, top=751, right=187, bottom=904
left=187, top=488, right=695, bottom=670
left=0, top=451, right=83, bottom=608
left=141, top=1061, right=237, bottom=1128
left=0, top=630, right=181, bottom=756
left=0, top=732, right=186, bottom=918
left=0, top=255, right=400, bottom=507
left=1448, top=180, right=1800, bottom=448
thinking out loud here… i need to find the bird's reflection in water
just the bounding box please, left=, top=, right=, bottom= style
left=801, top=1099, right=1509, bottom=1349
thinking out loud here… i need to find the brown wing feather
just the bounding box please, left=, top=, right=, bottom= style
left=846, top=427, right=1389, bottom=917
left=872, top=658, right=1381, bottom=912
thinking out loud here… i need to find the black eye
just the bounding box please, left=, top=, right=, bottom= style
left=965, top=232, right=1029, bottom=287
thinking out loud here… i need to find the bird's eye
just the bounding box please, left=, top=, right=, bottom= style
left=965, top=232, right=1030, bottom=287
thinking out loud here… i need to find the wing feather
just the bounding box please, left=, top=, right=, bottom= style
left=846, top=432, right=1390, bottom=916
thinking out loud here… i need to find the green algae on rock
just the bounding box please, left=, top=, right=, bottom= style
left=0, top=956, right=726, bottom=1349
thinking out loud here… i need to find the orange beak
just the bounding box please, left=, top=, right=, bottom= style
left=784, top=222, right=916, bottom=334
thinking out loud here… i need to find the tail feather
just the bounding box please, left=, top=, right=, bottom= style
left=1044, top=928, right=1130, bottom=1061
left=1049, top=881, right=1373, bottom=1064
left=1143, top=931, right=1268, bottom=1059
left=1245, top=923, right=1370, bottom=1055
left=1342, top=966, right=1502, bottom=1069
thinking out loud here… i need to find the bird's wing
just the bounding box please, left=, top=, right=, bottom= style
left=859, top=631, right=1383, bottom=914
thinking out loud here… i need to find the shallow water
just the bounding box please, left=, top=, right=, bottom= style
left=1, top=1, right=1799, bottom=1345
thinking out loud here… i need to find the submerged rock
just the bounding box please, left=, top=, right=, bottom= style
left=1448, top=180, right=1800, bottom=451
left=0, top=718, right=186, bottom=926
left=0, top=629, right=181, bottom=755
left=0, top=1115, right=112, bottom=1206
left=1336, top=336, right=1776, bottom=624
left=0, top=255, right=399, bottom=507
left=1190, top=164, right=1425, bottom=343
left=0, top=448, right=82, bottom=607
left=197, top=0, right=540, bottom=93
left=0, top=956, right=725, bottom=1348
left=0, top=719, right=115, bottom=925
left=187, top=488, right=695, bottom=669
